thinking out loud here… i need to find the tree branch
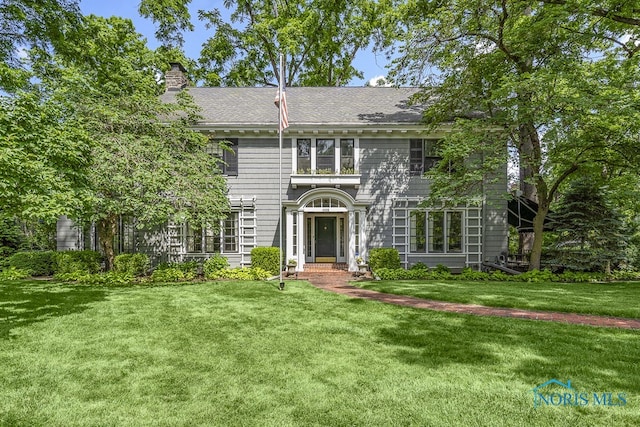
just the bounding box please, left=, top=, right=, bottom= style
left=540, top=0, right=640, bottom=26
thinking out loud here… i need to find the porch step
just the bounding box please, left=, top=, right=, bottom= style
left=302, top=262, right=348, bottom=272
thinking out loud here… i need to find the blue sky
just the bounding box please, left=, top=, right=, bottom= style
left=79, top=0, right=390, bottom=86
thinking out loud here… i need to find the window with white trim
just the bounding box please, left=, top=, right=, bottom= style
left=295, top=138, right=358, bottom=174
left=297, top=139, right=311, bottom=174
left=185, top=212, right=239, bottom=253
left=410, top=210, right=463, bottom=253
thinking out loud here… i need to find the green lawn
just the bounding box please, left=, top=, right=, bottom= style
left=357, top=280, right=640, bottom=318
left=1, top=279, right=639, bottom=426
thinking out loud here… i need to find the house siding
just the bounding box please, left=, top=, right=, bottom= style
left=227, top=137, right=291, bottom=250
left=56, top=85, right=510, bottom=272
left=56, top=216, right=82, bottom=251
left=355, top=137, right=507, bottom=269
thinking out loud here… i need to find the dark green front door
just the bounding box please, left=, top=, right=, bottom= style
left=315, top=217, right=336, bottom=260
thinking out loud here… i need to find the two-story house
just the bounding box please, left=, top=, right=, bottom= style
left=57, top=64, right=508, bottom=272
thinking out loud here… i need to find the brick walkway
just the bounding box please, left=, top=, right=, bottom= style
left=298, top=271, right=640, bottom=330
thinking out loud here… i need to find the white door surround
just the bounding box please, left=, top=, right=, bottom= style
left=284, top=188, right=368, bottom=272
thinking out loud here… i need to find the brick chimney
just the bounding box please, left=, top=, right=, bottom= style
left=165, top=62, right=188, bottom=91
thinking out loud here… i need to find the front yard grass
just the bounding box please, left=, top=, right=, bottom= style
left=357, top=280, right=640, bottom=319
left=0, top=279, right=639, bottom=426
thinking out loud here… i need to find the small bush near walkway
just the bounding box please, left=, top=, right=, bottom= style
left=368, top=248, right=401, bottom=271
left=250, top=247, right=280, bottom=275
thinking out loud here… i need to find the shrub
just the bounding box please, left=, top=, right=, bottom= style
left=369, top=248, right=401, bottom=271
left=56, top=250, right=102, bottom=274
left=54, top=271, right=91, bottom=282
left=152, top=261, right=199, bottom=282
left=77, top=272, right=135, bottom=286
left=250, top=247, right=280, bottom=275
left=151, top=267, right=196, bottom=282
left=203, top=253, right=229, bottom=278
left=113, top=253, right=150, bottom=276
left=410, top=262, right=429, bottom=271
left=374, top=268, right=430, bottom=280
left=8, top=251, right=57, bottom=276
left=516, top=269, right=557, bottom=283
left=0, top=266, right=31, bottom=280
left=206, top=267, right=271, bottom=281
left=433, top=264, right=450, bottom=274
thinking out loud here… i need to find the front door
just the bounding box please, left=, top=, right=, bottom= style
left=315, top=217, right=336, bottom=262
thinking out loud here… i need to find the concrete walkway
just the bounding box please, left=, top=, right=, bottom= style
left=299, top=272, right=640, bottom=330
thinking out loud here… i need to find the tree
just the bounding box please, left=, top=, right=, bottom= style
left=0, top=0, right=83, bottom=92
left=547, top=177, right=628, bottom=273
left=389, top=0, right=640, bottom=270
left=0, top=91, right=93, bottom=222
left=39, top=15, right=229, bottom=269
left=0, top=1, right=94, bottom=222
left=140, top=0, right=391, bottom=86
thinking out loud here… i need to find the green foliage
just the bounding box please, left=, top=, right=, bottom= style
left=138, top=0, right=194, bottom=48
left=0, top=0, right=83, bottom=92
left=0, top=266, right=31, bottom=280
left=368, top=248, right=401, bottom=271
left=151, top=261, right=199, bottom=282
left=113, top=253, right=151, bottom=277
left=195, top=0, right=388, bottom=86
left=151, top=267, right=195, bottom=283
left=205, top=267, right=271, bottom=281
left=0, top=92, right=92, bottom=221
left=203, top=253, right=229, bottom=278
left=35, top=15, right=230, bottom=270
left=409, top=262, right=429, bottom=271
left=7, top=251, right=57, bottom=276
left=77, top=272, right=135, bottom=286
left=56, top=251, right=102, bottom=275
left=546, top=178, right=629, bottom=272
left=389, top=0, right=640, bottom=270
left=433, top=264, right=450, bottom=274
left=54, top=270, right=91, bottom=282
left=373, top=266, right=625, bottom=283
left=0, top=216, right=22, bottom=255
left=250, top=247, right=280, bottom=276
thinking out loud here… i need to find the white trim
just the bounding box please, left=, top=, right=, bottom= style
left=283, top=188, right=368, bottom=271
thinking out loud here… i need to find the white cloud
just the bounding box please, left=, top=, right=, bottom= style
left=367, top=75, right=392, bottom=87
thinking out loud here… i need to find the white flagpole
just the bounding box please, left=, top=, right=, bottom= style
left=278, top=53, right=285, bottom=291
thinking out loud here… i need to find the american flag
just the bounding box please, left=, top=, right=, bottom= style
left=274, top=87, right=289, bottom=131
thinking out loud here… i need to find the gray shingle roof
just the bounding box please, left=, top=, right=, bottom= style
left=161, top=87, right=425, bottom=127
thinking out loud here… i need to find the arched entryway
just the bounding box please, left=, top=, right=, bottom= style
left=284, top=188, right=368, bottom=272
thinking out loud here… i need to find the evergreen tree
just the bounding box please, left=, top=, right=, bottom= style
left=548, top=178, right=627, bottom=273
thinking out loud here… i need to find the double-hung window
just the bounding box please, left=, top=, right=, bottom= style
left=316, top=139, right=335, bottom=173
left=410, top=210, right=463, bottom=253
left=340, top=139, right=354, bottom=173
left=410, top=139, right=442, bottom=176
left=297, top=139, right=311, bottom=174
left=207, top=138, right=238, bottom=176
left=186, top=212, right=239, bottom=254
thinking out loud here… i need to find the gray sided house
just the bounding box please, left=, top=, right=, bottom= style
left=57, top=65, right=508, bottom=272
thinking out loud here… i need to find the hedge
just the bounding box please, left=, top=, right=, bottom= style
left=7, top=251, right=57, bottom=276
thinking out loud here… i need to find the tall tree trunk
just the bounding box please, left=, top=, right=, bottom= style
left=96, top=214, right=118, bottom=271
left=529, top=203, right=549, bottom=270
